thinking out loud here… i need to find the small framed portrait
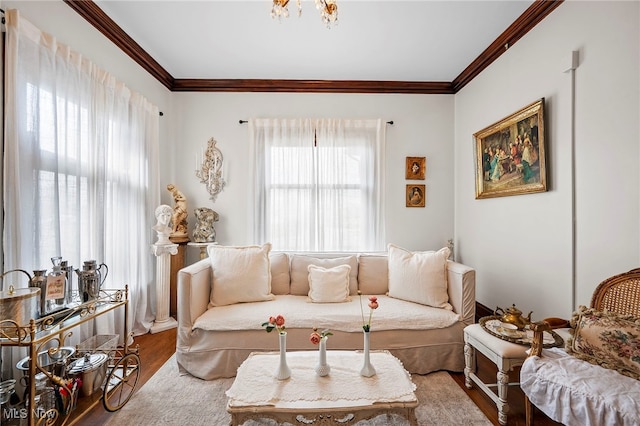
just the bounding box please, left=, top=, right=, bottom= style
left=406, top=184, right=425, bottom=207
left=406, top=157, right=426, bottom=180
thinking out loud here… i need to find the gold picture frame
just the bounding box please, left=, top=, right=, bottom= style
left=474, top=98, right=547, bottom=199
left=406, top=184, right=425, bottom=207
left=405, top=157, right=426, bottom=180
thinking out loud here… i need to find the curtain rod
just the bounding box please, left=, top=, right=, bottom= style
left=239, top=120, right=394, bottom=125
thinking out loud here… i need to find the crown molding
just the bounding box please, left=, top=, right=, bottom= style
left=65, top=0, right=563, bottom=94
left=452, top=0, right=564, bottom=92
left=63, top=0, right=174, bottom=90
left=172, top=79, right=454, bottom=94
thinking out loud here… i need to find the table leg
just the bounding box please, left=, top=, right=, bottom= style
left=463, top=341, right=475, bottom=389
left=408, top=407, right=418, bottom=426
left=496, top=369, right=509, bottom=425
left=199, top=246, right=208, bottom=259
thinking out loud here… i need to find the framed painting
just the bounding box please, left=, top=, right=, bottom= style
left=474, top=98, right=547, bottom=199
left=406, top=157, right=426, bottom=180
left=406, top=184, right=425, bottom=207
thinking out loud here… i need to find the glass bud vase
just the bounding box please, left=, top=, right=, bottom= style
left=360, top=330, right=376, bottom=377
left=274, top=332, right=291, bottom=380
left=315, top=337, right=331, bottom=377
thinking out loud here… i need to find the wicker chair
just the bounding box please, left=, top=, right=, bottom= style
left=522, top=268, right=640, bottom=426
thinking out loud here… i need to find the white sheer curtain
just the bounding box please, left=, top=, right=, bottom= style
left=249, top=118, right=385, bottom=252
left=3, top=10, right=159, bottom=341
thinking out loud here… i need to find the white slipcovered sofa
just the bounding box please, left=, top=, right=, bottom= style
left=176, top=244, right=476, bottom=380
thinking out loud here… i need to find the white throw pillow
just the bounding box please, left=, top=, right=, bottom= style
left=307, top=264, right=351, bottom=303
left=290, top=255, right=358, bottom=296
left=387, top=244, right=452, bottom=310
left=207, top=243, right=275, bottom=307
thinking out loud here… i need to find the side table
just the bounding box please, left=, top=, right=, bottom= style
left=187, top=242, right=218, bottom=260
left=463, top=323, right=528, bottom=425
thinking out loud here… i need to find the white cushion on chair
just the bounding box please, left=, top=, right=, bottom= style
left=521, top=347, right=640, bottom=426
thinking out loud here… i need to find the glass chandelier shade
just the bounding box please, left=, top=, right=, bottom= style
left=271, top=0, right=338, bottom=28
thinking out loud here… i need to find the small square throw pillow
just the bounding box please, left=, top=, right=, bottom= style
left=387, top=244, right=452, bottom=310
left=207, top=243, right=275, bottom=307
left=307, top=264, right=351, bottom=303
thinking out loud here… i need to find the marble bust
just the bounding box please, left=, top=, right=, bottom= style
left=153, top=204, right=173, bottom=245
left=193, top=207, right=219, bottom=243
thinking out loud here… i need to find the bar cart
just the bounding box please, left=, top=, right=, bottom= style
left=0, top=284, right=140, bottom=425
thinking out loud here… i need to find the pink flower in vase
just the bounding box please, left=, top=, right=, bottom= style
left=262, top=314, right=286, bottom=334
left=309, top=328, right=333, bottom=345
left=358, top=291, right=379, bottom=332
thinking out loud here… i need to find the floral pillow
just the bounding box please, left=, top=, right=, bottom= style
left=567, top=306, right=640, bottom=380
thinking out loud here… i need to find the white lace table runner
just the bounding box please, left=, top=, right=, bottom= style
left=226, top=350, right=417, bottom=406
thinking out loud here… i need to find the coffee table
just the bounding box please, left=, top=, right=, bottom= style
left=226, top=350, right=418, bottom=425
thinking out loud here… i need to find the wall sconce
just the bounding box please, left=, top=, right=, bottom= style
left=195, top=137, right=226, bottom=202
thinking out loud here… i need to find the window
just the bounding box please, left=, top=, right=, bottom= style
left=4, top=10, right=160, bottom=334
left=250, top=118, right=386, bottom=252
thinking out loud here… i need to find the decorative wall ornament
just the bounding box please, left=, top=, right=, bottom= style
left=474, top=98, right=547, bottom=199
left=406, top=156, right=426, bottom=180
left=195, top=137, right=226, bottom=202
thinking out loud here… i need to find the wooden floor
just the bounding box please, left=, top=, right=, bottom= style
left=74, top=328, right=561, bottom=426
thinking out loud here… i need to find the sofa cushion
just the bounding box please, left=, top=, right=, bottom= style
left=194, top=294, right=460, bottom=332
left=567, top=306, right=640, bottom=380
left=387, top=244, right=452, bottom=310
left=207, top=243, right=275, bottom=307
left=269, top=252, right=290, bottom=295
left=307, top=264, right=351, bottom=303
left=357, top=254, right=388, bottom=294
left=290, top=255, right=358, bottom=296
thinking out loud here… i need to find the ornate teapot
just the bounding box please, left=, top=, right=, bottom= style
left=494, top=304, right=532, bottom=330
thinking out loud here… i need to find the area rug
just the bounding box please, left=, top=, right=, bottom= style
left=105, top=355, right=491, bottom=425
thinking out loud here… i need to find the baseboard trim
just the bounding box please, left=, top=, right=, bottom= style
left=475, top=302, right=494, bottom=322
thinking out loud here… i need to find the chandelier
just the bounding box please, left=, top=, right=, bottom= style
left=271, top=0, right=338, bottom=28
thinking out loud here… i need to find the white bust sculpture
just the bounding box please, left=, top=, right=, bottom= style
left=153, top=204, right=173, bottom=245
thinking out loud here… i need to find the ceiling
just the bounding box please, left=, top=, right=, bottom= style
left=68, top=1, right=562, bottom=93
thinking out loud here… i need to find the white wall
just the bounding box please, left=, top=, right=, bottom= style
left=454, top=1, right=640, bottom=320
left=171, top=93, right=455, bottom=265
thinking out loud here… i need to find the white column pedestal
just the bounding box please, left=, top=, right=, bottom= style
left=150, top=243, right=179, bottom=334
